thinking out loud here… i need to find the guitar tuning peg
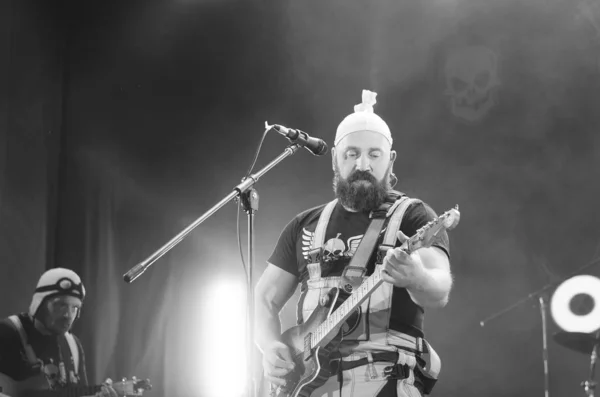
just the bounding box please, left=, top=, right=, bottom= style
left=122, top=377, right=127, bottom=382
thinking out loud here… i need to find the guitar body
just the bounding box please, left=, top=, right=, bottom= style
left=0, top=372, right=50, bottom=397
left=270, top=288, right=346, bottom=397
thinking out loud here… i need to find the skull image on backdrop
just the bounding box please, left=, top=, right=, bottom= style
left=443, top=45, right=501, bottom=123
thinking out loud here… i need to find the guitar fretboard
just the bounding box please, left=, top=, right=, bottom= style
left=26, top=384, right=102, bottom=397
left=310, top=267, right=384, bottom=348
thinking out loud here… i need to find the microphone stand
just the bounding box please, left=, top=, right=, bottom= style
left=123, top=143, right=302, bottom=397
left=479, top=256, right=600, bottom=397
left=240, top=187, right=259, bottom=397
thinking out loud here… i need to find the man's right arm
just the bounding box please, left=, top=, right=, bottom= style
left=254, top=264, right=298, bottom=353
left=254, top=264, right=298, bottom=387
left=255, top=212, right=305, bottom=386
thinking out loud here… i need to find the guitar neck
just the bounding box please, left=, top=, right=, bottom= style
left=33, top=384, right=102, bottom=397
left=311, top=267, right=385, bottom=348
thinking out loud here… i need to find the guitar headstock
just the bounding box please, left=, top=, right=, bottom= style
left=405, top=205, right=460, bottom=253
left=113, top=377, right=152, bottom=396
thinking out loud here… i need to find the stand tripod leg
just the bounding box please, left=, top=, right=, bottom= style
left=539, top=296, right=551, bottom=397
left=582, top=334, right=599, bottom=397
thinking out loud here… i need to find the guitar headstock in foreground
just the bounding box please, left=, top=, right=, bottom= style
left=405, top=205, right=460, bottom=253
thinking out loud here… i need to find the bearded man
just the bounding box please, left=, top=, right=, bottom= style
left=255, top=90, right=453, bottom=397
left=0, top=268, right=117, bottom=397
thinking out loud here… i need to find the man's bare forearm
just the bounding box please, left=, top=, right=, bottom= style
left=254, top=301, right=284, bottom=353
left=407, top=267, right=453, bottom=308
left=254, top=264, right=298, bottom=353
left=407, top=246, right=453, bottom=308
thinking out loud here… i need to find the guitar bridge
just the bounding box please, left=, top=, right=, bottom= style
left=303, top=333, right=313, bottom=361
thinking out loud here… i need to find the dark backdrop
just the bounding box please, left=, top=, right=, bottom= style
left=2, top=0, right=600, bottom=396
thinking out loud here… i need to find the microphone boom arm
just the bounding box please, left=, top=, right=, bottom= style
left=123, top=143, right=301, bottom=283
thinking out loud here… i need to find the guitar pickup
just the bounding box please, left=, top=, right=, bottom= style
left=340, top=266, right=367, bottom=293
left=341, top=266, right=366, bottom=279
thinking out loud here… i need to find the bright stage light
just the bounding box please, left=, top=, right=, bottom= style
left=201, top=278, right=248, bottom=397
left=551, top=275, right=600, bottom=333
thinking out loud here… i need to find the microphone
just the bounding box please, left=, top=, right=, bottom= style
left=266, top=122, right=329, bottom=156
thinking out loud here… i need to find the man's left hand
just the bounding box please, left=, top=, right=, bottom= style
left=381, top=231, right=426, bottom=289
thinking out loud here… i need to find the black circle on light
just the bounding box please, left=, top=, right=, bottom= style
left=569, top=293, right=595, bottom=316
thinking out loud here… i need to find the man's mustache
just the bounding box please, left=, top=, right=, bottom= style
left=347, top=170, right=377, bottom=184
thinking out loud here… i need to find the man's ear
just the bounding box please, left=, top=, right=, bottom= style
left=390, top=150, right=397, bottom=165
left=331, top=147, right=337, bottom=171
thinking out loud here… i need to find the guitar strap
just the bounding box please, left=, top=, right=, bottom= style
left=379, top=198, right=422, bottom=253
left=336, top=195, right=444, bottom=389
left=338, top=194, right=415, bottom=294
left=64, top=332, right=79, bottom=375
left=7, top=315, right=79, bottom=374
left=7, top=315, right=38, bottom=366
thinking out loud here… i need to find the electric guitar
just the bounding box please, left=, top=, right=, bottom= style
left=0, top=372, right=151, bottom=397
left=267, top=205, right=461, bottom=397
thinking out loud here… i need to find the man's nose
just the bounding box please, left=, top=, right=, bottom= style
left=355, top=155, right=371, bottom=171
left=63, top=308, right=77, bottom=319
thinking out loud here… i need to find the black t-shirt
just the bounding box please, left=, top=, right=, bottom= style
left=268, top=197, right=450, bottom=338
left=0, top=313, right=88, bottom=388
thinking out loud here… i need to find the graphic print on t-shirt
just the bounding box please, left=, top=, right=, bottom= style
left=301, top=228, right=385, bottom=263
left=42, top=360, right=62, bottom=388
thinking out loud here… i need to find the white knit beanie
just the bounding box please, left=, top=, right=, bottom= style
left=29, top=267, right=86, bottom=318
left=334, top=89, right=393, bottom=147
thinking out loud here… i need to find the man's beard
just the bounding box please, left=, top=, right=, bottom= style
left=333, top=165, right=392, bottom=212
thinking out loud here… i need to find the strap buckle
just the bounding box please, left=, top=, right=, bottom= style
left=383, top=364, right=407, bottom=380
left=307, top=247, right=321, bottom=263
